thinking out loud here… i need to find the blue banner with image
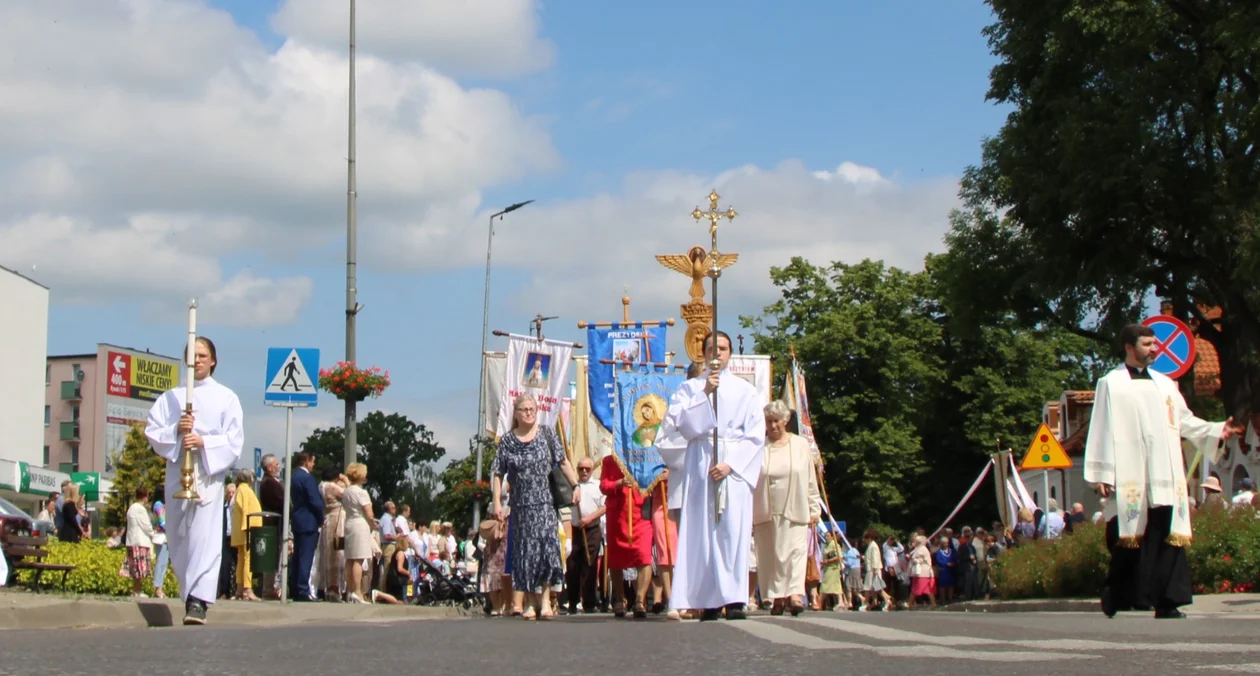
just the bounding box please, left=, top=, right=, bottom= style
left=614, top=370, right=684, bottom=492
left=585, top=322, right=669, bottom=432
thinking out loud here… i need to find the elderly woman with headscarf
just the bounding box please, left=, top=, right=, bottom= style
left=752, top=399, right=821, bottom=616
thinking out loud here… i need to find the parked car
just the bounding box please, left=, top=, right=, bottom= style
left=0, top=496, right=35, bottom=583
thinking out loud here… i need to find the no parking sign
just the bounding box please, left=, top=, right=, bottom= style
left=1141, top=315, right=1198, bottom=379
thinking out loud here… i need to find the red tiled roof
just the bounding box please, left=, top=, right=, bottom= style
left=1194, top=337, right=1221, bottom=397
left=1064, top=391, right=1094, bottom=404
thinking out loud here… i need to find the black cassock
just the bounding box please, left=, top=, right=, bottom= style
left=1104, top=506, right=1192, bottom=613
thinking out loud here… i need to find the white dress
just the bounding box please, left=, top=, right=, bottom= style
left=341, top=485, right=373, bottom=561
left=145, top=377, right=244, bottom=605
left=661, top=370, right=765, bottom=610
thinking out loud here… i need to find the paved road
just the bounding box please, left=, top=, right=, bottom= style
left=4, top=610, right=1260, bottom=675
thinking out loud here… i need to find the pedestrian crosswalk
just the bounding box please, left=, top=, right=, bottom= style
left=726, top=614, right=1260, bottom=664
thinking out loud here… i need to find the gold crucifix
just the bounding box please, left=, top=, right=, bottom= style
left=692, top=190, right=738, bottom=253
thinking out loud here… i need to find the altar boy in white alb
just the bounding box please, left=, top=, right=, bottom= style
left=1085, top=323, right=1240, bottom=620
left=146, top=337, right=244, bottom=625
left=662, top=331, right=765, bottom=621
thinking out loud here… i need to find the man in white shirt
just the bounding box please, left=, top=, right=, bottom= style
left=1232, top=478, right=1255, bottom=507
left=394, top=505, right=411, bottom=537
left=566, top=457, right=606, bottom=614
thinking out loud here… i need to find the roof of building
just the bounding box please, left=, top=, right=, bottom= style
left=49, top=344, right=180, bottom=362
left=1194, top=336, right=1221, bottom=397
left=0, top=263, right=49, bottom=290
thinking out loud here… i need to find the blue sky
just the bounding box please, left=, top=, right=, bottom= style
left=21, top=0, right=1010, bottom=468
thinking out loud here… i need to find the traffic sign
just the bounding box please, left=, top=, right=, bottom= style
left=1019, top=423, right=1073, bottom=470
left=1141, top=315, right=1197, bottom=380
left=264, top=348, right=319, bottom=407
left=254, top=448, right=262, bottom=480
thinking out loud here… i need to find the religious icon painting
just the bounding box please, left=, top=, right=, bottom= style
left=612, top=338, right=641, bottom=364
left=630, top=394, right=667, bottom=448
left=523, top=352, right=551, bottom=389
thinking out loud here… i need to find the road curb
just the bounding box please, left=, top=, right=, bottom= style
left=942, top=599, right=1099, bottom=613
left=0, top=597, right=473, bottom=630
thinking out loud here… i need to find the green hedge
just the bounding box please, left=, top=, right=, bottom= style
left=990, top=506, right=1260, bottom=599
left=14, top=539, right=178, bottom=597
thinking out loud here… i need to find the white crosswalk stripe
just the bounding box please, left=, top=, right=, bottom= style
left=726, top=615, right=1260, bottom=663
left=1196, top=667, right=1260, bottom=673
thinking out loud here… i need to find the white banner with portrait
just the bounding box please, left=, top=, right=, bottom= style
left=496, top=334, right=574, bottom=437
left=727, top=354, right=773, bottom=406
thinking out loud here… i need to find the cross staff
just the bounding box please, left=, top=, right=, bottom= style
left=691, top=190, right=737, bottom=523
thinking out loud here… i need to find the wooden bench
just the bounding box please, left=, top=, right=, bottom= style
left=6, top=534, right=75, bottom=593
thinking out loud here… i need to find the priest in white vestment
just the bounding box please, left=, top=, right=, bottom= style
left=146, top=337, right=245, bottom=626
left=1085, top=323, right=1240, bottom=619
left=661, top=331, right=765, bottom=620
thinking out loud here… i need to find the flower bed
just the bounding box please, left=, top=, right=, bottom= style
left=990, top=506, right=1260, bottom=599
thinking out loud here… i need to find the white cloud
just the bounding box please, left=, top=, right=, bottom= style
left=270, top=0, right=556, bottom=78
left=371, top=159, right=961, bottom=333
left=0, top=0, right=558, bottom=323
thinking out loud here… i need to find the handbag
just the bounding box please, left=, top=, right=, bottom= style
left=545, top=429, right=575, bottom=509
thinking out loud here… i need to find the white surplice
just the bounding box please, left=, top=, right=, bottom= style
left=1083, top=365, right=1224, bottom=545
left=145, top=377, right=245, bottom=604
left=661, top=370, right=765, bottom=610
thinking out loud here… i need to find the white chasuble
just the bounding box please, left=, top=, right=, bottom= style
left=146, top=377, right=245, bottom=604
left=661, top=370, right=765, bottom=610
left=1083, top=365, right=1224, bottom=546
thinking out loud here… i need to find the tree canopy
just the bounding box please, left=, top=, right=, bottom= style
left=743, top=256, right=1099, bottom=530
left=104, top=424, right=167, bottom=529
left=941, top=0, right=1260, bottom=419
left=300, top=411, right=445, bottom=504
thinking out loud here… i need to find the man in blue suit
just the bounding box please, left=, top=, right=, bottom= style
left=288, top=451, right=325, bottom=601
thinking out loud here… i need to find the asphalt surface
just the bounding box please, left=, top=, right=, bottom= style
left=3, top=609, right=1259, bottom=675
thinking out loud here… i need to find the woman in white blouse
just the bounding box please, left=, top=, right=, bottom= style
left=752, top=400, right=821, bottom=616
left=340, top=462, right=378, bottom=604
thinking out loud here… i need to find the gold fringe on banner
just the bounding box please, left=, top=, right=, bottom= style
left=1167, top=533, right=1193, bottom=547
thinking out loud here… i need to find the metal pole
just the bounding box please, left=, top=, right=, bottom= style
left=472, top=201, right=532, bottom=529
left=474, top=213, right=495, bottom=531
left=343, top=0, right=358, bottom=470
left=280, top=405, right=294, bottom=603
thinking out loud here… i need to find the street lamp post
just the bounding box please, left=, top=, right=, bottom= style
left=474, top=199, right=533, bottom=529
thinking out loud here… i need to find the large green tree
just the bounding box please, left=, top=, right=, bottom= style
left=433, top=436, right=496, bottom=534
left=300, top=411, right=446, bottom=503
left=941, top=0, right=1260, bottom=420
left=104, top=424, right=167, bottom=529
left=743, top=257, right=1099, bottom=530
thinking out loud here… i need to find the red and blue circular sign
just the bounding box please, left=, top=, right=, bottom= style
left=1141, top=315, right=1198, bottom=380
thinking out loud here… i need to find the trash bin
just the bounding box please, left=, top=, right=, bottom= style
left=248, top=511, right=281, bottom=576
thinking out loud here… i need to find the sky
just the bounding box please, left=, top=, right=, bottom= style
left=1, top=0, right=1011, bottom=471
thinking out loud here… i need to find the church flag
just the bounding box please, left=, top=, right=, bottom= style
left=613, top=370, right=684, bottom=492
left=585, top=322, right=669, bottom=432
left=728, top=354, right=773, bottom=405
left=496, top=334, right=574, bottom=437
left=784, top=356, right=822, bottom=465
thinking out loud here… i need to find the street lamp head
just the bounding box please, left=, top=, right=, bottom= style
left=503, top=199, right=534, bottom=214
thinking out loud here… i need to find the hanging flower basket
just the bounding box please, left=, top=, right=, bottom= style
left=318, top=361, right=390, bottom=402
left=452, top=480, right=492, bottom=504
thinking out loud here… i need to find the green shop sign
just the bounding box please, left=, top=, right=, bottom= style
left=70, top=472, right=100, bottom=502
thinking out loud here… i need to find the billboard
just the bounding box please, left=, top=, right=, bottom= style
left=99, top=347, right=180, bottom=475
left=105, top=350, right=177, bottom=401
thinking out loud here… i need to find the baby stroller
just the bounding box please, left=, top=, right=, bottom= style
left=413, top=557, right=480, bottom=609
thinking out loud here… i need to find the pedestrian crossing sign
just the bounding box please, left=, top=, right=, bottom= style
left=1019, top=423, right=1072, bottom=470
left=264, top=347, right=320, bottom=407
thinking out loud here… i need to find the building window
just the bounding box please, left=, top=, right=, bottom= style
left=43, top=445, right=49, bottom=466
left=45, top=363, right=51, bottom=385
left=70, top=445, right=79, bottom=465
left=71, top=363, right=80, bottom=379
left=72, top=405, right=80, bottom=421
left=44, top=406, right=50, bottom=426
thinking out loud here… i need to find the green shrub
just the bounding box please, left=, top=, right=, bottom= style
left=14, top=539, right=178, bottom=597
left=990, top=507, right=1260, bottom=599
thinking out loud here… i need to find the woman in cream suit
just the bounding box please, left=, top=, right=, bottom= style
left=753, top=400, right=821, bottom=616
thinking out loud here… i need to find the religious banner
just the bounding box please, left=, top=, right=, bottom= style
left=728, top=354, right=772, bottom=405
left=585, top=322, right=669, bottom=432
left=782, top=356, right=821, bottom=465
left=481, top=352, right=507, bottom=438
left=614, top=370, right=685, bottom=491
left=496, top=334, right=574, bottom=437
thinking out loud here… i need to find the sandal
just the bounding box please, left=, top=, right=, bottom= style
left=789, top=601, right=805, bottom=617
left=770, top=599, right=785, bottom=616
left=632, top=602, right=647, bottom=620
left=613, top=601, right=627, bottom=618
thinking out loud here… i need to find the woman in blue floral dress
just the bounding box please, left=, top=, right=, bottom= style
left=491, top=393, right=579, bottom=620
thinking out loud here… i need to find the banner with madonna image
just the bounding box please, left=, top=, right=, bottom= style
left=613, top=370, right=685, bottom=492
